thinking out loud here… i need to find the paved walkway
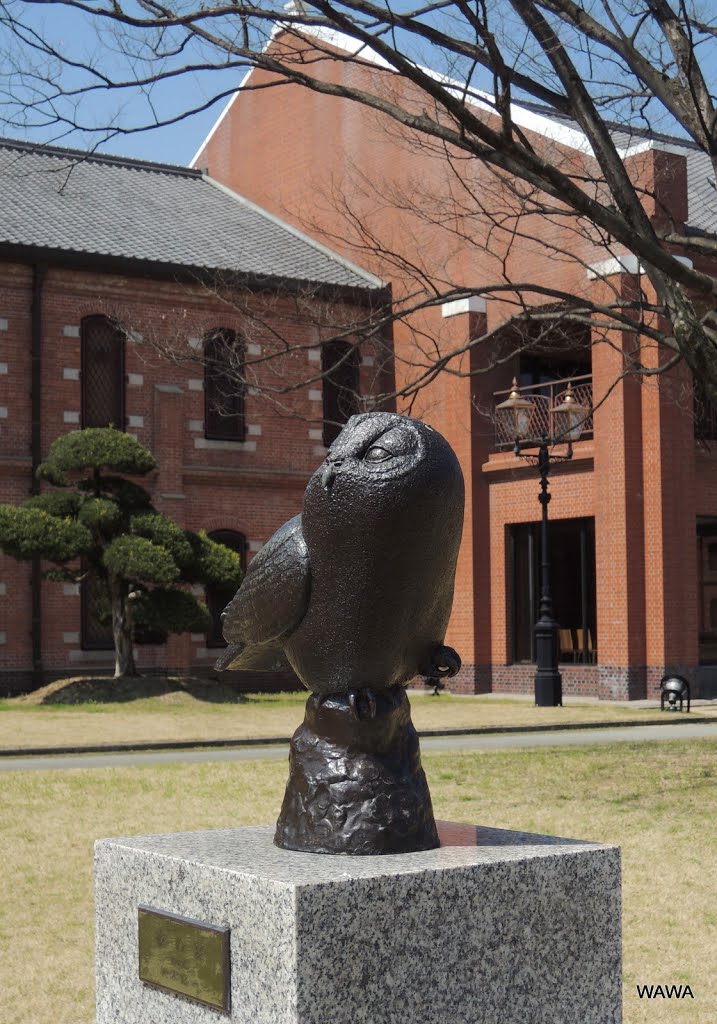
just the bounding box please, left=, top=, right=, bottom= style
left=1, top=720, right=714, bottom=772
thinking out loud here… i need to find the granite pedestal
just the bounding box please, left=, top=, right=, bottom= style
left=95, top=821, right=621, bottom=1024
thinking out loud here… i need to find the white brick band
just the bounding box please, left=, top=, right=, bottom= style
left=63, top=411, right=80, bottom=424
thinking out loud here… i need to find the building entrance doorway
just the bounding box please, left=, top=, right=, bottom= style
left=509, top=517, right=596, bottom=664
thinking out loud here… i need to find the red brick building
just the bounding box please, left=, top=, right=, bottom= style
left=0, top=138, right=386, bottom=695
left=191, top=25, right=717, bottom=700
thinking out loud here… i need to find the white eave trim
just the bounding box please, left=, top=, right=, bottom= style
left=187, top=14, right=696, bottom=173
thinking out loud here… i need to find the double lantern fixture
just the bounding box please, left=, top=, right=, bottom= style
left=495, top=378, right=589, bottom=455
left=495, top=378, right=591, bottom=708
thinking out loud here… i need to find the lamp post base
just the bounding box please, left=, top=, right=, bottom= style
left=534, top=668, right=563, bottom=707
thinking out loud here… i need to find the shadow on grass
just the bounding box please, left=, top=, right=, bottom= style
left=13, top=675, right=252, bottom=706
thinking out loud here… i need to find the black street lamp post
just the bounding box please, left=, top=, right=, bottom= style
left=496, top=380, right=589, bottom=707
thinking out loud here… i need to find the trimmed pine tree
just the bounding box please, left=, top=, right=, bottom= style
left=0, top=428, right=243, bottom=677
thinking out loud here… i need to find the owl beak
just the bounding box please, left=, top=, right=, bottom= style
left=321, top=463, right=336, bottom=493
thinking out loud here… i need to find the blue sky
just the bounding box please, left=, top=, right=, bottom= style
left=0, top=3, right=244, bottom=166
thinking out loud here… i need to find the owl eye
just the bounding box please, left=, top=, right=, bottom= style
left=364, top=445, right=392, bottom=462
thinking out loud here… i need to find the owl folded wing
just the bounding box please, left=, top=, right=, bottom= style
left=215, top=514, right=311, bottom=672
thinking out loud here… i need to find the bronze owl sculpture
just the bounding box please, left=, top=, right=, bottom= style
left=217, top=411, right=464, bottom=854
left=217, top=411, right=464, bottom=691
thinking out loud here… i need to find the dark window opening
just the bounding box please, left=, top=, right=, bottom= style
left=321, top=340, right=360, bottom=447
left=206, top=529, right=247, bottom=649
left=694, top=378, right=717, bottom=441
left=509, top=518, right=596, bottom=664
left=81, top=315, right=125, bottom=429
left=204, top=329, right=245, bottom=441
left=698, top=519, right=717, bottom=663
left=81, top=568, right=114, bottom=651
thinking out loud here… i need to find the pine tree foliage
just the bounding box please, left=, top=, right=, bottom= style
left=0, top=427, right=243, bottom=677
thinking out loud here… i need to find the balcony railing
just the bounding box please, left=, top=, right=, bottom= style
left=493, top=374, right=594, bottom=449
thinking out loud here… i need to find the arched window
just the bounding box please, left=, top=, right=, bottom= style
left=81, top=315, right=125, bottom=429
left=321, top=340, right=360, bottom=447
left=204, top=329, right=245, bottom=441
left=206, top=529, right=247, bottom=648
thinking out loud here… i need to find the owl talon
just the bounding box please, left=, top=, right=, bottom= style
left=349, top=687, right=377, bottom=720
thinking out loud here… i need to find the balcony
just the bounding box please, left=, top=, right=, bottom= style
left=493, top=374, right=593, bottom=449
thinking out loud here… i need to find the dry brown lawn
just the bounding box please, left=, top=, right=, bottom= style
left=0, top=682, right=675, bottom=751
left=0, top=738, right=714, bottom=1023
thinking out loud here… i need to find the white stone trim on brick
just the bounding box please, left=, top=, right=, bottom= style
left=63, top=324, right=80, bottom=338
left=155, top=383, right=183, bottom=394
left=308, top=428, right=323, bottom=441
left=194, top=438, right=257, bottom=452
left=361, top=355, right=375, bottom=367
left=246, top=343, right=262, bottom=356
left=0, top=318, right=8, bottom=331
left=587, top=253, right=693, bottom=280
left=0, top=362, right=7, bottom=375
left=188, top=379, right=204, bottom=391
left=190, top=633, right=205, bottom=643
left=308, top=389, right=322, bottom=402
left=188, top=336, right=203, bottom=350
left=248, top=540, right=263, bottom=553
left=307, top=347, right=321, bottom=363
left=63, top=411, right=80, bottom=424
left=127, top=373, right=144, bottom=387
left=247, top=424, right=262, bottom=436
left=441, top=296, right=487, bottom=318
left=187, top=419, right=204, bottom=432
left=247, top=386, right=260, bottom=397
left=0, top=583, right=6, bottom=596
left=0, top=632, right=6, bottom=645
left=0, top=407, right=7, bottom=419
left=62, top=583, right=80, bottom=596
left=63, top=632, right=80, bottom=644
left=70, top=650, right=115, bottom=662
left=63, top=367, right=80, bottom=381
left=127, top=415, right=144, bottom=428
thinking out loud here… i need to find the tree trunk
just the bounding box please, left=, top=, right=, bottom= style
left=109, top=576, right=138, bottom=678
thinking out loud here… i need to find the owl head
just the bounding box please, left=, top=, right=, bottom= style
left=304, top=412, right=464, bottom=528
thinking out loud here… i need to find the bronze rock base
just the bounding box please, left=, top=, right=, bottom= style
left=274, top=685, right=439, bottom=855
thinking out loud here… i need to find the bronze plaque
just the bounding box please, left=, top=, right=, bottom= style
left=138, top=905, right=230, bottom=1012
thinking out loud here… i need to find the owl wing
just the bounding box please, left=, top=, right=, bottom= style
left=215, top=514, right=310, bottom=672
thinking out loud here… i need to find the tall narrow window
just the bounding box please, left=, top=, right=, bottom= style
left=204, top=329, right=245, bottom=441
left=81, top=315, right=125, bottom=429
left=81, top=567, right=114, bottom=651
left=206, top=530, right=247, bottom=648
left=321, top=340, right=360, bottom=447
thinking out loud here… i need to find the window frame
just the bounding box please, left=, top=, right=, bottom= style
left=321, top=339, right=360, bottom=448
left=80, top=314, right=126, bottom=430
left=204, top=329, right=246, bottom=443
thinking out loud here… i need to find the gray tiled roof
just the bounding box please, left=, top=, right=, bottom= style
left=0, top=138, right=383, bottom=292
